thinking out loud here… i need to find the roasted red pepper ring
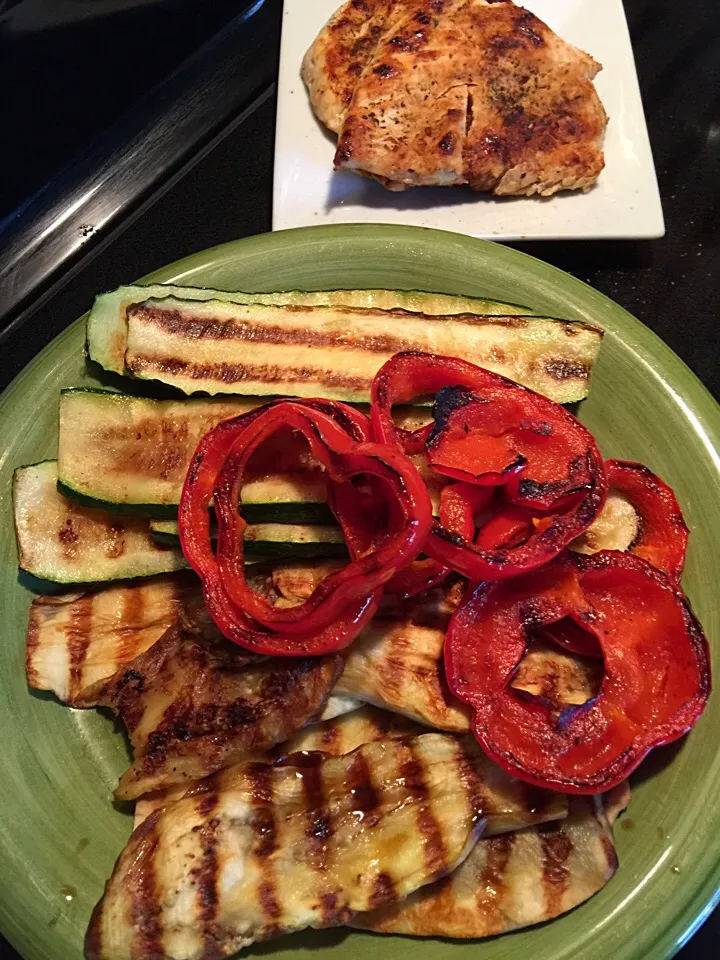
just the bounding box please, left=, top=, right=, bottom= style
left=384, top=483, right=494, bottom=599
left=200, top=567, right=381, bottom=657
left=181, top=399, right=432, bottom=644
left=424, top=451, right=606, bottom=581
left=179, top=398, right=385, bottom=654
left=445, top=550, right=711, bottom=794
left=179, top=396, right=370, bottom=584
left=371, top=352, right=607, bottom=580
left=214, top=403, right=432, bottom=634
left=372, top=352, right=600, bottom=511
left=605, top=459, right=689, bottom=582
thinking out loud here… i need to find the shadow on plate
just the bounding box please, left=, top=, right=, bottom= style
left=84, top=358, right=187, bottom=399
left=246, top=926, right=352, bottom=956
left=325, top=168, right=527, bottom=213
left=628, top=736, right=688, bottom=790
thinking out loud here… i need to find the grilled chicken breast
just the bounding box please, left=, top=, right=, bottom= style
left=80, top=626, right=342, bottom=799
left=86, top=733, right=486, bottom=960
left=304, top=0, right=607, bottom=195
left=352, top=789, right=628, bottom=936
left=134, top=705, right=568, bottom=831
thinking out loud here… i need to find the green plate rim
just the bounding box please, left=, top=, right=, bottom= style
left=1, top=223, right=718, bottom=960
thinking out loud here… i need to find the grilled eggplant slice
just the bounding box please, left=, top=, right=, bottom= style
left=134, top=706, right=568, bottom=833
left=86, top=733, right=486, bottom=959
left=27, top=564, right=604, bottom=734
left=25, top=574, right=206, bottom=705
left=352, top=789, right=628, bottom=937
left=570, top=490, right=639, bottom=555
left=119, top=297, right=600, bottom=403
left=14, top=462, right=187, bottom=583
left=335, top=603, right=471, bottom=731
left=87, top=284, right=533, bottom=375
left=79, top=625, right=343, bottom=800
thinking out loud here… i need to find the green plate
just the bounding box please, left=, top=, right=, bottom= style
left=1, top=224, right=718, bottom=960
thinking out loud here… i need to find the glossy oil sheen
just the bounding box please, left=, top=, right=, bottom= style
left=0, top=224, right=717, bottom=960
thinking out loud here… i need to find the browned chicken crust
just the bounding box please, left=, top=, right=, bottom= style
left=303, top=0, right=607, bottom=195
left=80, top=626, right=342, bottom=799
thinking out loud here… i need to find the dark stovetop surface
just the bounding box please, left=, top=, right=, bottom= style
left=0, top=0, right=718, bottom=956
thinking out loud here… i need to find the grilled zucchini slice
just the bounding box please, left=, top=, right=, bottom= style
left=117, top=298, right=600, bottom=404
left=13, top=462, right=188, bottom=584
left=87, top=284, right=534, bottom=374
left=150, top=520, right=348, bottom=559
left=57, top=389, right=332, bottom=520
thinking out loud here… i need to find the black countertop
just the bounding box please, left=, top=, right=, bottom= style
left=1, top=0, right=718, bottom=956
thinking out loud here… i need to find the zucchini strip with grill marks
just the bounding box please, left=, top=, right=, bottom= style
left=150, top=519, right=348, bottom=558
left=13, top=462, right=187, bottom=584
left=56, top=388, right=435, bottom=518
left=87, top=283, right=534, bottom=374
left=122, top=298, right=600, bottom=403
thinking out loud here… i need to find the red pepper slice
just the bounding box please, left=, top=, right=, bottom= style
left=179, top=399, right=432, bottom=652
left=605, top=459, right=689, bottom=581
left=445, top=550, right=711, bottom=793
left=371, top=353, right=607, bottom=581
left=384, top=483, right=494, bottom=599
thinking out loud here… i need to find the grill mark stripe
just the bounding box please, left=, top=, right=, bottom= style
left=539, top=825, right=574, bottom=916
left=600, top=833, right=619, bottom=873
left=246, top=763, right=282, bottom=934
left=115, top=584, right=148, bottom=670
left=523, top=782, right=559, bottom=820
left=474, top=833, right=515, bottom=934
left=130, top=303, right=538, bottom=343
left=297, top=757, right=338, bottom=925
left=400, top=742, right=449, bottom=880
left=66, top=596, right=94, bottom=702
left=25, top=606, right=41, bottom=688
left=369, top=871, right=396, bottom=909
left=129, top=820, right=165, bottom=960
left=373, top=623, right=408, bottom=710
left=453, top=739, right=491, bottom=828
left=346, top=750, right=379, bottom=820
left=194, top=792, right=223, bottom=959
left=127, top=352, right=590, bottom=394
left=321, top=722, right=342, bottom=749
left=127, top=355, right=371, bottom=393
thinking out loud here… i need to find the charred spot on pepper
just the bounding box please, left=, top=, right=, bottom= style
left=431, top=524, right=467, bottom=547
left=520, top=419, right=552, bottom=436
left=373, top=63, right=398, bottom=79
left=427, top=384, right=481, bottom=446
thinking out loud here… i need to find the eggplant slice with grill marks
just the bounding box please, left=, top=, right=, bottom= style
left=133, top=704, right=568, bottom=832
left=78, top=625, right=343, bottom=800
left=85, top=733, right=487, bottom=960
left=25, top=574, right=206, bottom=706
left=352, top=786, right=629, bottom=938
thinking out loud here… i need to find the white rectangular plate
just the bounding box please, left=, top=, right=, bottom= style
left=273, top=0, right=664, bottom=241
